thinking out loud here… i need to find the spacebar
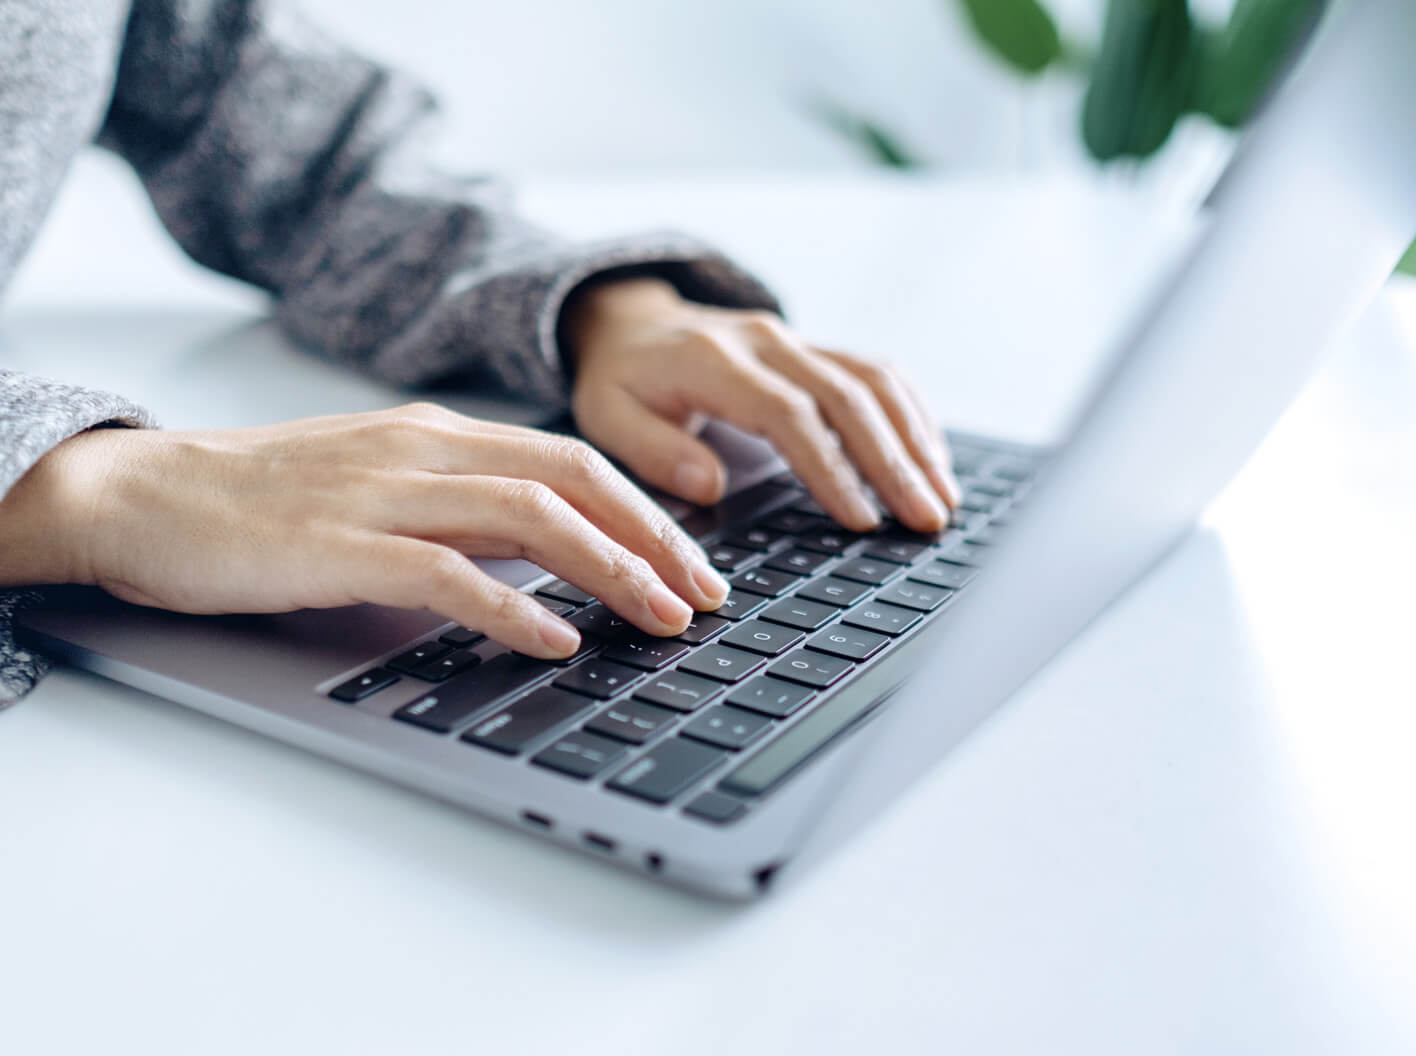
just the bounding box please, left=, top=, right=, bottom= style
left=719, top=689, right=882, bottom=797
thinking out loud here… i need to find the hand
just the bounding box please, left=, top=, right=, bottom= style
left=565, top=277, right=962, bottom=534
left=0, top=404, right=730, bottom=659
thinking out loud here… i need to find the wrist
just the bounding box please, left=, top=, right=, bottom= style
left=562, top=275, right=686, bottom=365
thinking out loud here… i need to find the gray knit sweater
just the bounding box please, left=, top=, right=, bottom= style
left=0, top=0, right=776, bottom=707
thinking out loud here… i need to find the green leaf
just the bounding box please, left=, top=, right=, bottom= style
left=1194, top=0, right=1324, bottom=128
left=809, top=100, right=921, bottom=168
left=956, top=0, right=1063, bottom=76
left=1398, top=239, right=1416, bottom=277
left=1082, top=0, right=1197, bottom=162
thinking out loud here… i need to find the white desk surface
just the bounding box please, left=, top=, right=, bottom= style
left=2, top=159, right=1414, bottom=1055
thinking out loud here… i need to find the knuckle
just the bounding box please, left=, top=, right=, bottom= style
left=500, top=478, right=561, bottom=522
left=740, top=311, right=788, bottom=342
left=558, top=437, right=613, bottom=485
left=602, top=547, right=651, bottom=587
left=415, top=547, right=468, bottom=591
left=770, top=388, right=820, bottom=430
left=491, top=586, right=530, bottom=628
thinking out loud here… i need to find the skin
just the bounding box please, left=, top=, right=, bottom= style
left=0, top=277, right=960, bottom=660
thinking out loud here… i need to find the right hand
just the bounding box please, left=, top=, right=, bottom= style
left=0, top=403, right=730, bottom=659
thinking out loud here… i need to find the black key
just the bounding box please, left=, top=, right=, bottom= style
left=409, top=648, right=481, bottom=682
left=876, top=581, right=952, bottom=613
left=720, top=683, right=884, bottom=797
left=796, top=576, right=871, bottom=608
left=939, top=541, right=986, bottom=567
left=788, top=495, right=828, bottom=518
left=386, top=641, right=451, bottom=675
left=676, top=612, right=730, bottom=644
left=763, top=548, right=830, bottom=577
left=633, top=671, right=723, bottom=712
left=553, top=659, right=642, bottom=699
left=462, top=685, right=594, bottom=754
left=968, top=479, right=1011, bottom=498
left=568, top=604, right=633, bottom=640
left=767, top=649, right=853, bottom=689
left=683, top=705, right=773, bottom=751
left=679, top=644, right=767, bottom=683
left=861, top=539, right=929, bottom=565
left=706, top=544, right=755, bottom=572
left=722, top=526, right=787, bottom=552
left=731, top=567, right=802, bottom=598
left=965, top=525, right=997, bottom=546
left=397, top=651, right=552, bottom=729
left=762, top=510, right=824, bottom=535
left=532, top=730, right=627, bottom=780
left=726, top=677, right=814, bottom=718
left=601, top=636, right=691, bottom=671
left=684, top=790, right=748, bottom=825
left=539, top=637, right=599, bottom=666
left=608, top=737, right=726, bottom=804
left=533, top=596, right=576, bottom=618
left=807, top=625, right=890, bottom=661
left=715, top=590, right=768, bottom=621
left=960, top=489, right=1001, bottom=514
left=832, top=557, right=901, bottom=586
left=796, top=528, right=860, bottom=556
left=438, top=626, right=485, bottom=648
left=908, top=561, right=976, bottom=590
left=720, top=620, right=805, bottom=657
left=330, top=668, right=399, bottom=702
left=536, top=579, right=594, bottom=606
left=842, top=602, right=921, bottom=637
left=759, top=597, right=837, bottom=631
left=586, top=699, right=678, bottom=744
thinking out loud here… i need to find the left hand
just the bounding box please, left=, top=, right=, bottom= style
left=565, top=277, right=961, bottom=534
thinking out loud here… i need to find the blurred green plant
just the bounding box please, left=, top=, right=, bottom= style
left=824, top=0, right=1416, bottom=274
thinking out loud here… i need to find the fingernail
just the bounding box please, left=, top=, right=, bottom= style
left=691, top=559, right=730, bottom=604
left=537, top=612, right=581, bottom=655
left=646, top=582, right=693, bottom=627
left=673, top=461, right=716, bottom=504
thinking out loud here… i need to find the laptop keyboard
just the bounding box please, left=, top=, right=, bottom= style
left=326, top=435, right=1041, bottom=825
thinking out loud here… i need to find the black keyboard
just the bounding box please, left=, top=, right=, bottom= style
left=326, top=435, right=1041, bottom=826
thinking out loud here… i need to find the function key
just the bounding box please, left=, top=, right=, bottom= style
left=329, top=668, right=400, bottom=702
left=706, top=544, right=756, bottom=572
left=715, top=590, right=768, bottom=621
left=842, top=602, right=921, bottom=637
left=832, top=557, right=901, bottom=587
left=726, top=677, right=814, bottom=718
left=731, top=567, right=802, bottom=597
left=409, top=648, right=481, bottom=682
left=795, top=576, right=871, bottom=608
left=806, top=625, right=889, bottom=662
left=679, top=644, right=767, bottom=683
left=907, top=561, right=975, bottom=590
left=684, top=790, right=748, bottom=825
left=759, top=597, right=837, bottom=631
left=607, top=737, right=726, bottom=804
left=386, top=641, right=451, bottom=674
left=553, top=659, right=642, bottom=699
left=676, top=612, right=730, bottom=644
left=683, top=705, right=773, bottom=751
left=536, top=579, right=594, bottom=606
left=722, top=526, right=787, bottom=552
left=721, top=620, right=805, bottom=657
left=531, top=730, right=628, bottom=780
left=763, top=548, right=830, bottom=576
left=462, top=685, right=594, bottom=755
left=767, top=649, right=853, bottom=689
left=601, top=636, right=691, bottom=671
left=586, top=699, right=678, bottom=744
left=861, top=539, right=929, bottom=565
left=633, top=671, right=723, bottom=712
left=438, top=626, right=486, bottom=648
left=875, top=581, right=953, bottom=613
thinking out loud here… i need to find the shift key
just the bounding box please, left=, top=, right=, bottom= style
left=608, top=738, right=725, bottom=804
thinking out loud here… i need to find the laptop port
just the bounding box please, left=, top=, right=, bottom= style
left=582, top=832, right=617, bottom=854
left=645, top=853, right=664, bottom=873
left=519, top=810, right=553, bottom=830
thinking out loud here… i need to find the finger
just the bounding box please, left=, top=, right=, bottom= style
left=753, top=341, right=948, bottom=533
left=574, top=385, right=728, bottom=507
left=818, top=349, right=962, bottom=510
left=362, top=423, right=728, bottom=610
left=383, top=475, right=696, bottom=637
left=350, top=535, right=582, bottom=659
left=670, top=348, right=882, bottom=532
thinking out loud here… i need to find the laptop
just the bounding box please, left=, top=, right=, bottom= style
left=17, top=0, right=1416, bottom=899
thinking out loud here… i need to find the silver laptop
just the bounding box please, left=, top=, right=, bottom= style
left=18, top=0, right=1416, bottom=899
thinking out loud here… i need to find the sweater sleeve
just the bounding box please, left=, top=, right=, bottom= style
left=0, top=369, right=156, bottom=708
left=96, top=0, right=780, bottom=407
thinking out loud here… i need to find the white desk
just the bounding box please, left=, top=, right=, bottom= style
left=3, top=159, right=1414, bottom=1055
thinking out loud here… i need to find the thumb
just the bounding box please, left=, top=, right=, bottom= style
left=576, top=388, right=727, bottom=505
